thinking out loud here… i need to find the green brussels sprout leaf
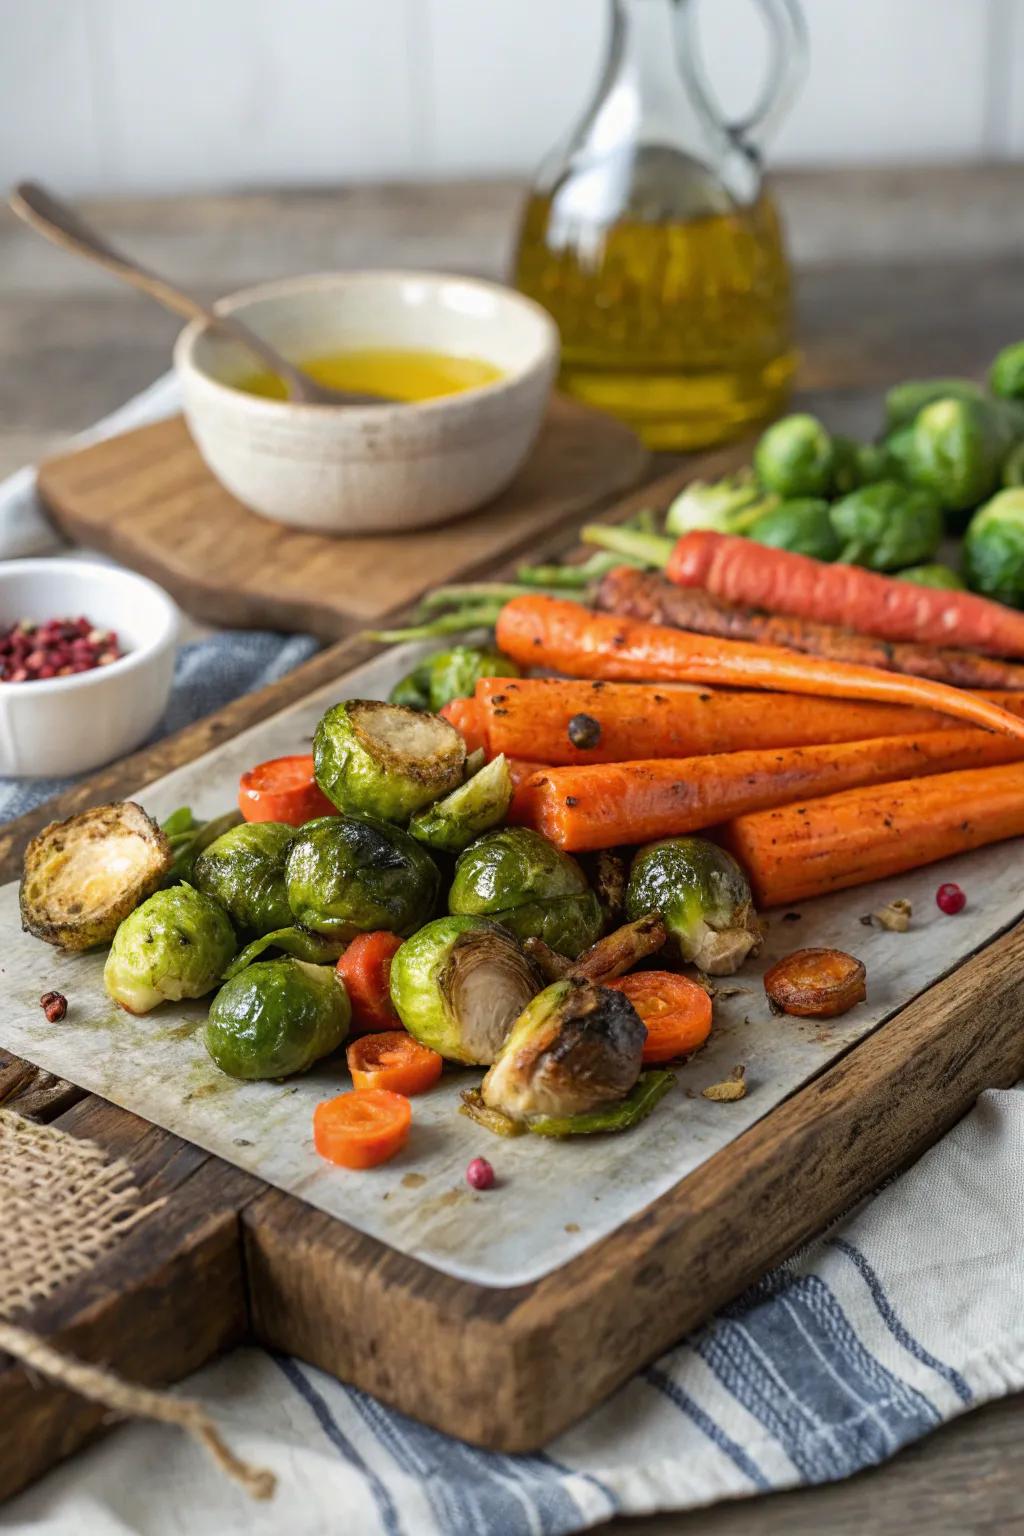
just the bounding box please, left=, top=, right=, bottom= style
left=104, top=884, right=236, bottom=1014
left=313, top=699, right=465, bottom=822
left=205, top=958, right=349, bottom=1080
left=222, top=925, right=347, bottom=980
left=408, top=754, right=513, bottom=852
left=528, top=1069, right=675, bottom=1138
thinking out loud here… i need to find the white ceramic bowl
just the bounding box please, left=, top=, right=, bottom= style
left=0, top=560, right=179, bottom=778
left=173, top=271, right=559, bottom=535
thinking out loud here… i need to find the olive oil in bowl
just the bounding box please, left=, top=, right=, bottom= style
left=235, top=348, right=504, bottom=404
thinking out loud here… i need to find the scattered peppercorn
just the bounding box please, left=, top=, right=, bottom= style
left=936, top=882, right=966, bottom=915
left=466, top=1156, right=495, bottom=1190
left=567, top=712, right=602, bottom=750
left=40, top=990, right=68, bottom=1023
left=0, top=616, right=122, bottom=683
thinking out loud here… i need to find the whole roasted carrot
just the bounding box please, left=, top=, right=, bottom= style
left=495, top=596, right=1024, bottom=741
left=509, top=732, right=1024, bottom=851
left=722, top=761, right=1024, bottom=906
left=473, top=676, right=1024, bottom=766
left=597, top=566, right=1024, bottom=691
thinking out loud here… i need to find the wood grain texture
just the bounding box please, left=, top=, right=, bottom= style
left=35, top=397, right=647, bottom=638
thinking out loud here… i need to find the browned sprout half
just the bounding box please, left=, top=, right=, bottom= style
left=20, top=801, right=173, bottom=951
left=482, top=976, right=645, bottom=1124
left=313, top=698, right=465, bottom=822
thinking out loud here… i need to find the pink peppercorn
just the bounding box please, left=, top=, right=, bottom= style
left=0, top=615, right=122, bottom=682
left=466, top=1156, right=495, bottom=1191
left=936, top=882, right=966, bottom=915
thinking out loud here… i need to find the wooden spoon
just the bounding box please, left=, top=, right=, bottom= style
left=8, top=181, right=390, bottom=407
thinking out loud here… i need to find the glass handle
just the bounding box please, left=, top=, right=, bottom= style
left=677, top=0, right=808, bottom=153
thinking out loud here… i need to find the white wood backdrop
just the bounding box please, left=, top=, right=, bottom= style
left=0, top=0, right=1020, bottom=195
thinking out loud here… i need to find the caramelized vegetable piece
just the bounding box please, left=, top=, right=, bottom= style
left=606, top=971, right=713, bottom=1062
left=569, top=912, right=668, bottom=983
left=313, top=1088, right=412, bottom=1169
left=239, top=754, right=337, bottom=825
left=346, top=1031, right=443, bottom=1096
left=763, top=947, right=866, bottom=1019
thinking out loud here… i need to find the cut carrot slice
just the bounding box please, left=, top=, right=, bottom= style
left=313, top=1088, right=412, bottom=1169
left=347, top=1031, right=443, bottom=1096
left=606, top=971, right=713, bottom=1063
left=336, top=931, right=404, bottom=1034
left=763, top=948, right=866, bottom=1019
left=239, top=754, right=337, bottom=825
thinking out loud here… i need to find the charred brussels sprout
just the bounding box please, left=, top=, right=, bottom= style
left=896, top=563, right=965, bottom=590
left=829, top=481, right=942, bottom=571
left=754, top=415, right=834, bottom=499
left=408, top=754, right=513, bottom=853
left=747, top=498, right=840, bottom=561
left=313, top=699, right=465, bottom=823
left=626, top=836, right=761, bottom=975
left=448, top=827, right=603, bottom=958
left=389, top=915, right=540, bottom=1064
left=907, top=398, right=1010, bottom=517
left=103, top=884, right=236, bottom=1014
left=884, top=378, right=985, bottom=432
left=425, top=646, right=520, bottom=712
left=193, top=821, right=294, bottom=935
left=205, top=959, right=349, bottom=1080
left=285, top=815, right=440, bottom=940
left=990, top=342, right=1024, bottom=402
left=482, top=977, right=645, bottom=1124
left=964, top=489, right=1024, bottom=608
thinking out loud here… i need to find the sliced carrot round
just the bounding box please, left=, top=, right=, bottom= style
left=763, top=947, right=866, bottom=1019
left=239, top=754, right=337, bottom=825
left=606, top=971, right=713, bottom=1063
left=313, top=1088, right=412, bottom=1169
left=336, top=931, right=404, bottom=1034
left=347, top=1031, right=443, bottom=1096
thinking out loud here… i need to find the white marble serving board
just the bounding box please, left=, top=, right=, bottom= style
left=3, top=644, right=1021, bottom=1288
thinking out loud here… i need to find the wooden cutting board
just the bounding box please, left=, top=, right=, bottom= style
left=36, top=396, right=647, bottom=638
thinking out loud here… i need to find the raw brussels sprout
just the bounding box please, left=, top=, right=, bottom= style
left=389, top=915, right=540, bottom=1064
left=990, top=342, right=1024, bottom=401
left=896, top=563, right=965, bottom=590
left=285, top=814, right=440, bottom=940
left=747, top=498, right=840, bottom=561
left=828, top=436, right=898, bottom=495
left=389, top=662, right=432, bottom=711
left=1003, top=440, right=1024, bottom=488
left=964, top=489, right=1024, bottom=608
left=907, top=398, right=1010, bottom=517
left=448, top=827, right=603, bottom=958
left=626, top=836, right=761, bottom=975
left=828, top=481, right=943, bottom=571
left=884, top=378, right=985, bottom=432
left=192, top=821, right=294, bottom=935
left=408, top=754, right=513, bottom=853
left=205, top=958, right=349, bottom=1080
left=481, top=977, right=645, bottom=1124
left=425, top=646, right=520, bottom=713
left=313, top=699, right=465, bottom=822
left=222, top=925, right=346, bottom=980
left=754, top=415, right=834, bottom=499
left=664, top=469, right=773, bottom=537
left=882, top=423, right=916, bottom=481
left=103, top=884, right=236, bottom=1015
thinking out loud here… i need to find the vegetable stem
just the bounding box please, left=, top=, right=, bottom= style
left=364, top=605, right=504, bottom=643
left=581, top=523, right=675, bottom=568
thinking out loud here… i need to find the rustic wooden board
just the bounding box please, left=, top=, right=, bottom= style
left=35, top=397, right=647, bottom=638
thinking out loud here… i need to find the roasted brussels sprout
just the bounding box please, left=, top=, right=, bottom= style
left=664, top=469, right=773, bottom=537
left=964, top=489, right=1024, bottom=608
left=425, top=646, right=520, bottom=712
left=754, top=415, right=834, bottom=499
left=389, top=915, right=540, bottom=1064
left=747, top=498, right=841, bottom=561
left=896, top=563, right=965, bottom=590
left=205, top=958, right=349, bottom=1080
left=626, top=836, right=761, bottom=975
left=313, top=699, right=465, bottom=823
left=828, top=435, right=897, bottom=496
left=1003, top=439, right=1024, bottom=488
left=481, top=977, right=645, bottom=1124
left=528, top=1070, right=675, bottom=1137
left=103, top=884, right=236, bottom=1014
left=285, top=814, right=440, bottom=940
left=21, top=801, right=172, bottom=952
left=192, top=820, right=294, bottom=935
left=907, top=398, right=1010, bottom=517
left=389, top=662, right=432, bottom=711
left=161, top=807, right=243, bottom=885
left=222, top=925, right=346, bottom=980
left=884, top=378, right=985, bottom=432
left=448, top=827, right=603, bottom=958
left=829, top=481, right=943, bottom=571
left=990, top=342, right=1024, bottom=401
left=408, top=754, right=512, bottom=853
left=882, top=423, right=916, bottom=481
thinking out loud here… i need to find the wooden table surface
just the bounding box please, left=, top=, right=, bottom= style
left=1, top=166, right=1022, bottom=1533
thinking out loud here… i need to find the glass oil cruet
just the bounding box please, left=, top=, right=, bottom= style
left=514, top=0, right=807, bottom=450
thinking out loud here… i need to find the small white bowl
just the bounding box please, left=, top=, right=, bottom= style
left=173, top=270, right=559, bottom=535
left=0, top=560, right=179, bottom=778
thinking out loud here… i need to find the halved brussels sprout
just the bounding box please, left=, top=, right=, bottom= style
left=103, top=884, right=236, bottom=1014
left=313, top=699, right=465, bottom=822
left=626, top=836, right=761, bottom=975
left=205, top=958, right=349, bottom=1080
left=21, top=801, right=172, bottom=951
left=408, top=754, right=512, bottom=852
left=448, top=827, right=603, bottom=959
left=528, top=1069, right=675, bottom=1137
left=192, top=820, right=294, bottom=935
left=285, top=814, right=440, bottom=940
left=481, top=977, right=645, bottom=1124
left=389, top=915, right=540, bottom=1064
left=222, top=925, right=346, bottom=980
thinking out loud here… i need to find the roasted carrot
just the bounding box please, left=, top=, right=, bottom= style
left=597, top=566, right=1024, bottom=691
left=238, top=754, right=337, bottom=825
left=722, top=761, right=1024, bottom=907
left=495, top=596, right=1024, bottom=742
left=313, top=1088, right=412, bottom=1169
left=336, top=931, right=403, bottom=1034
left=474, top=676, right=1024, bottom=766
left=346, top=1032, right=443, bottom=1096
left=439, top=696, right=489, bottom=757
left=507, top=756, right=552, bottom=792
left=509, top=731, right=1024, bottom=851
left=605, top=972, right=713, bottom=1062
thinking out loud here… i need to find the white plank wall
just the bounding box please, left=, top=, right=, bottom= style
left=0, top=0, right=1019, bottom=195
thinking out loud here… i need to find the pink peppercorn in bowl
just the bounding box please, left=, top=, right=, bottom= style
left=0, top=559, right=178, bottom=777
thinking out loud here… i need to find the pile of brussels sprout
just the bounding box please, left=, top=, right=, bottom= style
left=666, top=340, right=1024, bottom=604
